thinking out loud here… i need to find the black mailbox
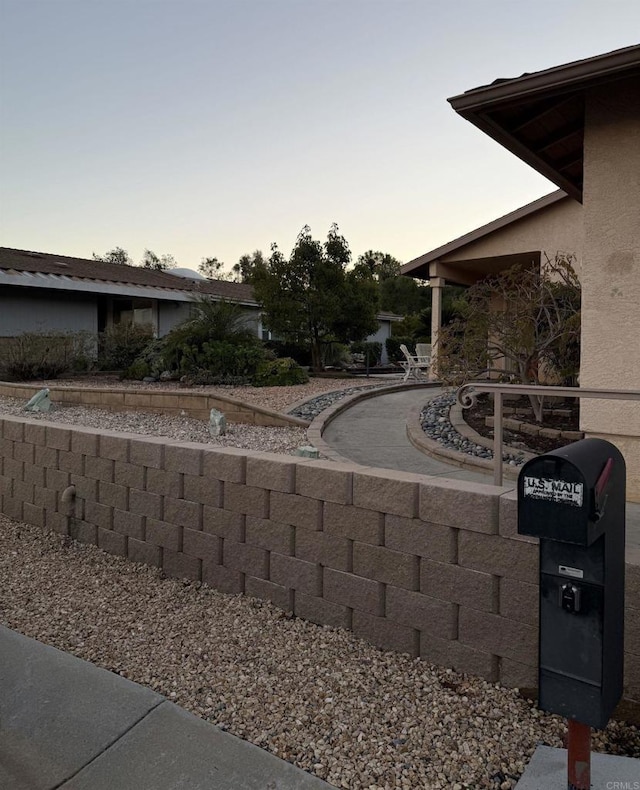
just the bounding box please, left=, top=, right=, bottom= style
left=517, top=438, right=625, bottom=729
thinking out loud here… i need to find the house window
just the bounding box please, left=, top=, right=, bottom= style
left=112, top=298, right=154, bottom=327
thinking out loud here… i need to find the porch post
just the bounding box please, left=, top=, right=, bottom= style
left=430, top=276, right=444, bottom=380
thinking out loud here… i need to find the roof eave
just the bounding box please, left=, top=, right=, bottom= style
left=448, top=44, right=640, bottom=112
left=453, top=110, right=583, bottom=201
left=401, top=189, right=567, bottom=275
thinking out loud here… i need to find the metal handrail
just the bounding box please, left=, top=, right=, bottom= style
left=456, top=383, right=640, bottom=486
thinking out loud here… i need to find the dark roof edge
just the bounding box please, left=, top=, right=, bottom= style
left=448, top=44, right=640, bottom=111
left=401, top=190, right=567, bottom=275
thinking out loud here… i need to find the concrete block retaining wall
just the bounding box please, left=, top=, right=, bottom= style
left=0, top=381, right=306, bottom=428
left=2, top=413, right=640, bottom=708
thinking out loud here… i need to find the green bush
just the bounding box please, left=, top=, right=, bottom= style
left=385, top=336, right=414, bottom=363
left=0, top=331, right=96, bottom=381
left=122, top=360, right=152, bottom=381
left=179, top=340, right=265, bottom=380
left=253, top=357, right=309, bottom=387
left=98, top=322, right=154, bottom=371
left=350, top=341, right=382, bottom=366
left=120, top=337, right=169, bottom=380
left=264, top=339, right=312, bottom=367
left=322, top=342, right=350, bottom=368
left=161, top=298, right=266, bottom=382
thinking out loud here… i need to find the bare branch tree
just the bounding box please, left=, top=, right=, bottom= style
left=437, top=253, right=581, bottom=421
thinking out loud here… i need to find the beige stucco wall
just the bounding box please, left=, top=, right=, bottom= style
left=439, top=196, right=584, bottom=270
left=580, top=76, right=640, bottom=501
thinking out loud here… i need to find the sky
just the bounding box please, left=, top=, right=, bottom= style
left=1, top=0, right=639, bottom=277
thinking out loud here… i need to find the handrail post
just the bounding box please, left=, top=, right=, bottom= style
left=493, top=390, right=503, bottom=486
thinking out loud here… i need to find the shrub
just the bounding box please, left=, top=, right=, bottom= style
left=253, top=357, right=309, bottom=387
left=122, top=360, right=152, bottom=381
left=322, top=342, right=350, bottom=368
left=0, top=331, right=96, bottom=381
left=98, top=322, right=154, bottom=371
left=385, top=336, right=414, bottom=363
left=264, top=339, right=312, bottom=367
left=182, top=371, right=256, bottom=386
left=350, top=341, right=382, bottom=366
left=162, top=298, right=266, bottom=380
left=120, top=337, right=169, bottom=380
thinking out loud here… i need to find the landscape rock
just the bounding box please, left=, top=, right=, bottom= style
left=24, top=388, right=53, bottom=413
left=209, top=408, right=227, bottom=437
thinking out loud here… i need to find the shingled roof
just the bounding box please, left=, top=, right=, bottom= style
left=0, top=247, right=258, bottom=305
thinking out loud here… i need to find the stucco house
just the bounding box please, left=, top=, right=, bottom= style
left=402, top=189, right=584, bottom=366
left=404, top=44, right=640, bottom=498
left=0, top=247, right=399, bottom=363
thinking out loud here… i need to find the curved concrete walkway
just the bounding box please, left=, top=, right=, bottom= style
left=322, top=386, right=501, bottom=485
left=321, top=385, right=640, bottom=562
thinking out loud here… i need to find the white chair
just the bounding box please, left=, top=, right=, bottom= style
left=415, top=343, right=431, bottom=366
left=399, top=344, right=430, bottom=382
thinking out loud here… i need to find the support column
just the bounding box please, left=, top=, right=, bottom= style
left=430, top=277, right=444, bottom=380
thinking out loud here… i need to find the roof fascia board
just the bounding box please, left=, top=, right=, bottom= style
left=448, top=46, right=640, bottom=112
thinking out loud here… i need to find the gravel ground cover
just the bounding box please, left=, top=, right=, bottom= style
left=288, top=383, right=395, bottom=420
left=45, top=375, right=392, bottom=415
left=2, top=517, right=639, bottom=789
left=0, top=377, right=391, bottom=455
left=420, top=393, right=527, bottom=468
left=0, top=395, right=309, bottom=454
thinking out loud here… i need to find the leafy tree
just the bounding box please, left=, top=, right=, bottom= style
left=92, top=247, right=133, bottom=266
left=437, top=253, right=581, bottom=421
left=355, top=250, right=434, bottom=316
left=380, top=276, right=430, bottom=315
left=141, top=249, right=161, bottom=270
left=232, top=250, right=267, bottom=283
left=356, top=250, right=402, bottom=280
left=415, top=285, right=467, bottom=339
left=199, top=256, right=231, bottom=280
left=253, top=225, right=379, bottom=371
left=141, top=250, right=177, bottom=271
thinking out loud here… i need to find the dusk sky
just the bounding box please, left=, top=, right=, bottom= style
left=1, top=0, right=639, bottom=276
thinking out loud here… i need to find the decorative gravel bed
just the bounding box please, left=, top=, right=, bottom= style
left=3, top=517, right=640, bottom=790
left=0, top=378, right=392, bottom=455
left=0, top=396, right=308, bottom=455
left=288, top=383, right=392, bottom=421
left=44, top=375, right=393, bottom=416
left=420, top=393, right=527, bottom=468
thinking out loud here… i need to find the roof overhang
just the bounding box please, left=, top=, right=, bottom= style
left=448, top=45, right=640, bottom=202
left=402, top=190, right=565, bottom=279
left=0, top=270, right=259, bottom=307
left=429, top=251, right=541, bottom=287
left=376, top=312, right=404, bottom=323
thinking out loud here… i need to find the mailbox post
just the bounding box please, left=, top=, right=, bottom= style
left=517, top=438, right=626, bottom=790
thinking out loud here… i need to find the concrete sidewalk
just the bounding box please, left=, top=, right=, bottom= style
left=321, top=385, right=640, bottom=563
left=514, top=744, right=640, bottom=789
left=0, top=626, right=333, bottom=790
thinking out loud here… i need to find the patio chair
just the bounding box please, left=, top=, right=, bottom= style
left=415, top=343, right=431, bottom=365
left=399, top=344, right=430, bottom=382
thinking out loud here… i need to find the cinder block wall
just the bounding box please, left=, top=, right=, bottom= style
left=0, top=382, right=306, bottom=428
left=1, top=414, right=639, bottom=706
